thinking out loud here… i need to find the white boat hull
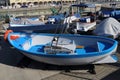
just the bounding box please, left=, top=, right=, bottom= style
left=76, top=21, right=96, bottom=32
left=21, top=47, right=117, bottom=65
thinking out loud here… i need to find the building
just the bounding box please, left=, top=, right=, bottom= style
left=9, top=0, right=76, bottom=6
left=2, top=0, right=120, bottom=7
left=0, top=0, right=8, bottom=6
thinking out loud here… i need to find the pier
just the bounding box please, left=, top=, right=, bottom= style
left=0, top=2, right=120, bottom=80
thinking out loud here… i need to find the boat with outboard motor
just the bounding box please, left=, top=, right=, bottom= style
left=65, top=3, right=97, bottom=33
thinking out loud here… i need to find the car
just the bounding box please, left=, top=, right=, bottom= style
left=21, top=5, right=28, bottom=8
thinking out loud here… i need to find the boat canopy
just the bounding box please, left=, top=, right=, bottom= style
left=71, top=3, right=96, bottom=8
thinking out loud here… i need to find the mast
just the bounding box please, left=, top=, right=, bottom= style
left=76, top=0, right=79, bottom=13
left=60, top=0, right=63, bottom=13
left=51, top=0, right=63, bottom=46
left=6, top=0, right=9, bottom=14
left=5, top=0, right=10, bottom=23
left=76, top=0, right=79, bottom=4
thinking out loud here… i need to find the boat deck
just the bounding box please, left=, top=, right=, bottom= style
left=24, top=40, right=110, bottom=55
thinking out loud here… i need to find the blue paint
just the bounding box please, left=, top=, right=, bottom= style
left=97, top=41, right=105, bottom=52
left=84, top=47, right=97, bottom=53
left=111, top=55, right=118, bottom=61
left=75, top=48, right=86, bottom=54
left=29, top=45, right=45, bottom=54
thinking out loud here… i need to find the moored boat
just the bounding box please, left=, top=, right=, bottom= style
left=6, top=32, right=118, bottom=65
left=65, top=3, right=97, bottom=33
left=8, top=17, right=67, bottom=33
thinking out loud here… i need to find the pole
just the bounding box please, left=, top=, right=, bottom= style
left=5, top=0, right=9, bottom=16
left=76, top=0, right=79, bottom=4
left=5, top=0, right=8, bottom=6
left=6, top=0, right=9, bottom=14
left=60, top=0, right=63, bottom=13
left=5, top=0, right=10, bottom=23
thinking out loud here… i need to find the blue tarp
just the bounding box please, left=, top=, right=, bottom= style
left=48, top=14, right=65, bottom=23
left=102, top=10, right=120, bottom=19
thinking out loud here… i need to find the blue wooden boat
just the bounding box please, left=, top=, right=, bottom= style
left=6, top=32, right=118, bottom=65
left=8, top=17, right=67, bottom=33
left=8, top=14, right=67, bottom=33
left=8, top=23, right=66, bottom=33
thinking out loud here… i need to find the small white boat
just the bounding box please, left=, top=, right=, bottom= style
left=64, top=3, right=97, bottom=33
left=76, top=20, right=96, bottom=32
left=6, top=32, right=118, bottom=65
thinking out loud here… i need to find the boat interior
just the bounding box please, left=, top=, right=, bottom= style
left=9, top=34, right=113, bottom=55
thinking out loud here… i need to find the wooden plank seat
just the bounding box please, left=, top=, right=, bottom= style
left=76, top=45, right=84, bottom=49
left=44, top=46, right=73, bottom=54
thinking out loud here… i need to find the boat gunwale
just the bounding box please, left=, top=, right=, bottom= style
left=8, top=33, right=118, bottom=58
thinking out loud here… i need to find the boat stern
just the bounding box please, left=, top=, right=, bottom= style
left=93, top=54, right=118, bottom=64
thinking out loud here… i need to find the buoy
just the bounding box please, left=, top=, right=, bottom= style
left=10, top=35, right=19, bottom=40
left=4, top=30, right=13, bottom=41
